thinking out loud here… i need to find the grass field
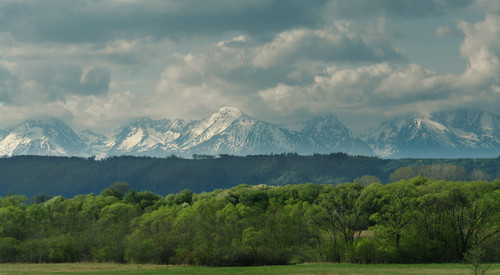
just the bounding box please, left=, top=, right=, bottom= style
left=0, top=263, right=499, bottom=275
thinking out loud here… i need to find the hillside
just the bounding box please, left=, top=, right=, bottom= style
left=1, top=154, right=499, bottom=197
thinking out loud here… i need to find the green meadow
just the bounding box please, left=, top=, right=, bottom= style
left=1, top=263, right=499, bottom=275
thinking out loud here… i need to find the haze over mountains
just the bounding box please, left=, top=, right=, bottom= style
left=0, top=107, right=499, bottom=159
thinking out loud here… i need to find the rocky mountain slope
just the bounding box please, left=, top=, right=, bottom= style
left=0, top=108, right=499, bottom=158
left=0, top=107, right=371, bottom=158
left=364, top=109, right=500, bottom=158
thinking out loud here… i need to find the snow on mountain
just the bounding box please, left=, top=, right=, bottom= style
left=83, top=107, right=371, bottom=157
left=300, top=114, right=374, bottom=156
left=177, top=107, right=371, bottom=156
left=184, top=108, right=301, bottom=155
left=365, top=110, right=500, bottom=158
left=104, top=118, right=194, bottom=157
left=432, top=109, right=500, bottom=150
left=0, top=119, right=87, bottom=157
left=1, top=108, right=498, bottom=158
left=185, top=107, right=246, bottom=147
left=102, top=107, right=302, bottom=157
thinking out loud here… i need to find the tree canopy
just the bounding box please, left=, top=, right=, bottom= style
left=0, top=179, right=498, bottom=266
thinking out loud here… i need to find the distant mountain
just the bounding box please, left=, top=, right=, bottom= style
left=98, top=107, right=370, bottom=157
left=300, top=114, right=374, bottom=156
left=364, top=109, right=500, bottom=158
left=181, top=107, right=301, bottom=155
left=0, top=108, right=498, bottom=158
left=103, top=118, right=194, bottom=157
left=0, top=119, right=87, bottom=156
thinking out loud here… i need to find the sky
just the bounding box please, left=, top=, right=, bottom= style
left=0, top=0, right=499, bottom=133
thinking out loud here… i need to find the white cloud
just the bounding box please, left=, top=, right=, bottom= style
left=0, top=0, right=498, bottom=133
left=459, top=15, right=500, bottom=80
left=473, top=0, right=500, bottom=14
left=152, top=51, right=248, bottom=119
left=257, top=15, right=500, bottom=119
left=252, top=24, right=404, bottom=68
left=217, top=35, right=247, bottom=47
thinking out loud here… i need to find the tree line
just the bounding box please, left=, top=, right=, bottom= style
left=1, top=154, right=499, bottom=197
left=0, top=179, right=498, bottom=266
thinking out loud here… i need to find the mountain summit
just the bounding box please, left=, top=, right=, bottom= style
left=0, top=108, right=498, bottom=158
left=96, top=108, right=369, bottom=157
left=0, top=119, right=87, bottom=156
left=364, top=110, right=500, bottom=158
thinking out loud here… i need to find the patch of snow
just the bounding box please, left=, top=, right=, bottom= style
left=422, top=119, right=447, bottom=132
left=0, top=134, right=30, bottom=156
left=118, top=128, right=144, bottom=151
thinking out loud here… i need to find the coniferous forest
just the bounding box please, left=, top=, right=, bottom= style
left=0, top=179, right=498, bottom=266
left=1, top=153, right=500, bottom=197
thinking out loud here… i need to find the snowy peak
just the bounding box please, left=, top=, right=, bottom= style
left=0, top=108, right=498, bottom=158
left=213, top=106, right=246, bottom=120
left=200, top=107, right=247, bottom=132
left=184, top=107, right=249, bottom=147
left=301, top=113, right=373, bottom=155
left=0, top=119, right=86, bottom=156
left=365, top=110, right=500, bottom=158
left=106, top=118, right=191, bottom=156
left=302, top=113, right=352, bottom=139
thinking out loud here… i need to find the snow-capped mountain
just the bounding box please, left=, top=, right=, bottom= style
left=100, top=107, right=369, bottom=157
left=1, top=108, right=498, bottom=158
left=104, top=118, right=194, bottom=157
left=433, top=109, right=500, bottom=151
left=300, top=114, right=374, bottom=156
left=182, top=107, right=301, bottom=155
left=365, top=110, right=500, bottom=158
left=0, top=119, right=87, bottom=156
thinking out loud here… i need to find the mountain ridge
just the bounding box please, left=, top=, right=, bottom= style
left=364, top=109, right=500, bottom=158
left=0, top=107, right=499, bottom=158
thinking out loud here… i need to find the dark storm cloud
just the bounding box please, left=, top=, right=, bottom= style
left=30, top=66, right=110, bottom=101
left=0, top=0, right=329, bottom=43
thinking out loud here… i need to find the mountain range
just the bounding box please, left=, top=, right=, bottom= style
left=0, top=107, right=499, bottom=159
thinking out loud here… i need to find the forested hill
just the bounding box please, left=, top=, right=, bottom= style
left=1, top=153, right=499, bottom=197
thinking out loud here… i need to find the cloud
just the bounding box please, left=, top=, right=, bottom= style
left=257, top=14, right=500, bottom=123
left=459, top=15, right=500, bottom=78
left=473, top=0, right=500, bottom=14
left=434, top=26, right=460, bottom=38
left=252, top=24, right=405, bottom=68
left=78, top=67, right=111, bottom=95
left=150, top=21, right=407, bottom=119
left=0, top=0, right=330, bottom=43
left=0, top=0, right=497, bottom=133
left=152, top=52, right=248, bottom=119
left=327, top=0, right=473, bottom=18
left=28, top=65, right=111, bottom=101
left=0, top=65, right=19, bottom=103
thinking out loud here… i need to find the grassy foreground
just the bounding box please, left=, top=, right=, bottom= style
left=0, top=263, right=499, bottom=275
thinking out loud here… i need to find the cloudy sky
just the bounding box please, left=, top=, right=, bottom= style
left=0, top=0, right=499, bottom=133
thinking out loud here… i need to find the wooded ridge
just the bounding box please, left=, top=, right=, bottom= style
left=1, top=153, right=499, bottom=197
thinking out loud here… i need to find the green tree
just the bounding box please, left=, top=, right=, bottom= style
left=174, top=189, right=194, bottom=205
left=390, top=167, right=415, bottom=182
left=315, top=183, right=368, bottom=262
left=353, top=175, right=381, bottom=187
left=0, top=237, right=21, bottom=262
left=370, top=181, right=418, bottom=260
left=125, top=206, right=177, bottom=263
left=100, top=182, right=130, bottom=200
left=94, top=202, right=137, bottom=262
